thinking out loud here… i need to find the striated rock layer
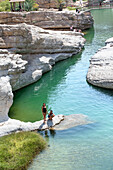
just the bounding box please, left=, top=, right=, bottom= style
left=87, top=37, right=113, bottom=89
left=0, top=23, right=85, bottom=124
left=0, top=10, right=93, bottom=30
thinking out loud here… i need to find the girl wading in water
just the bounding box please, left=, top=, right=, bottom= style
left=42, top=103, right=47, bottom=123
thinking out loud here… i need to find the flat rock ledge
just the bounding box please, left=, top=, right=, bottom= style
left=87, top=37, right=113, bottom=89
left=0, top=115, right=64, bottom=137
left=0, top=114, right=91, bottom=137
left=54, top=114, right=92, bottom=130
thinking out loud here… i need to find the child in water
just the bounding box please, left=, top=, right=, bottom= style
left=48, top=110, right=55, bottom=120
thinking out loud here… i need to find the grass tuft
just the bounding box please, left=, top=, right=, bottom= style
left=0, top=131, right=46, bottom=170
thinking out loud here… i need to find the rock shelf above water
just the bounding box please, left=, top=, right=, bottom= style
left=0, top=114, right=91, bottom=137
left=0, top=115, right=64, bottom=137
left=54, top=114, right=91, bottom=130
left=87, top=37, right=113, bottom=89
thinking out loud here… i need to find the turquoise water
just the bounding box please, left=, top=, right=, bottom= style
left=9, top=9, right=113, bottom=169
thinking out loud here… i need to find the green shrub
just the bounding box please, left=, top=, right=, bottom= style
left=24, top=0, right=39, bottom=11
left=0, top=131, right=46, bottom=169
left=0, top=0, right=11, bottom=12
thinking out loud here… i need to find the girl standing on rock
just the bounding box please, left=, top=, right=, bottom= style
left=42, top=103, right=47, bottom=123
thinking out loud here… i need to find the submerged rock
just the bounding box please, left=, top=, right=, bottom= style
left=87, top=37, right=113, bottom=89
left=54, top=114, right=91, bottom=130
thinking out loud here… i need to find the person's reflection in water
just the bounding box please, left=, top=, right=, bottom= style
left=49, top=129, right=56, bottom=138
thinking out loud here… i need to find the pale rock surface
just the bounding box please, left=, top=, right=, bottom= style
left=87, top=37, right=113, bottom=89
left=0, top=10, right=93, bottom=31
left=0, top=76, right=13, bottom=122
left=0, top=114, right=92, bottom=137
left=0, top=23, right=85, bottom=91
left=0, top=115, right=64, bottom=137
left=54, top=114, right=92, bottom=130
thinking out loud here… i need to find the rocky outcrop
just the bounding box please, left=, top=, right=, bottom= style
left=0, top=114, right=92, bottom=137
left=0, top=10, right=93, bottom=30
left=0, top=76, right=13, bottom=122
left=0, top=23, right=85, bottom=91
left=0, top=115, right=64, bottom=137
left=0, top=23, right=85, bottom=122
left=87, top=37, right=113, bottom=89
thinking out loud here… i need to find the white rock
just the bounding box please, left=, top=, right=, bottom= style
left=0, top=76, right=13, bottom=122
left=87, top=38, right=113, bottom=89
left=0, top=115, right=64, bottom=137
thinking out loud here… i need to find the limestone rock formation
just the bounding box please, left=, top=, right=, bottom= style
left=0, top=23, right=85, bottom=91
left=87, top=37, right=113, bottom=89
left=0, top=76, right=13, bottom=122
left=0, top=115, right=64, bottom=137
left=0, top=10, right=93, bottom=30
left=0, top=114, right=92, bottom=137
left=0, top=23, right=85, bottom=122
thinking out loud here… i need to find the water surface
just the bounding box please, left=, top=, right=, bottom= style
left=9, top=9, right=113, bottom=170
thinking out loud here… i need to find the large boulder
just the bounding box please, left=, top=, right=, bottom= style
left=0, top=76, right=13, bottom=122
left=87, top=37, right=113, bottom=89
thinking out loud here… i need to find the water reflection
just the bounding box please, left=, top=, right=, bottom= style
left=88, top=82, right=113, bottom=97
left=9, top=52, right=83, bottom=122
left=38, top=129, right=56, bottom=140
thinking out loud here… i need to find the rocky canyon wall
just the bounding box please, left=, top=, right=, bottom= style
left=0, top=23, right=85, bottom=122
left=0, top=10, right=93, bottom=30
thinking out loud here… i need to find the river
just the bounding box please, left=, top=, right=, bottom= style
left=9, top=9, right=113, bottom=170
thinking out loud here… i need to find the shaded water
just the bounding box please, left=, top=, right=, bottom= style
left=9, top=9, right=113, bottom=169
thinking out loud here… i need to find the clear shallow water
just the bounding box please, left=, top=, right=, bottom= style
left=9, top=9, right=113, bottom=170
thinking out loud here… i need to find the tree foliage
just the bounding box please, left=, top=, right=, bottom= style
left=0, top=0, right=11, bottom=12
left=24, top=0, right=39, bottom=11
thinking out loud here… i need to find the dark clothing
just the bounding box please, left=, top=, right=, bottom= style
left=43, top=107, right=46, bottom=113
left=48, top=113, right=53, bottom=118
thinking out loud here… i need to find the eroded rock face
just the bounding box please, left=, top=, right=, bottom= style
left=0, top=23, right=85, bottom=91
left=87, top=37, right=113, bottom=89
left=0, top=23, right=85, bottom=123
left=0, top=10, right=93, bottom=30
left=0, top=76, right=13, bottom=122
